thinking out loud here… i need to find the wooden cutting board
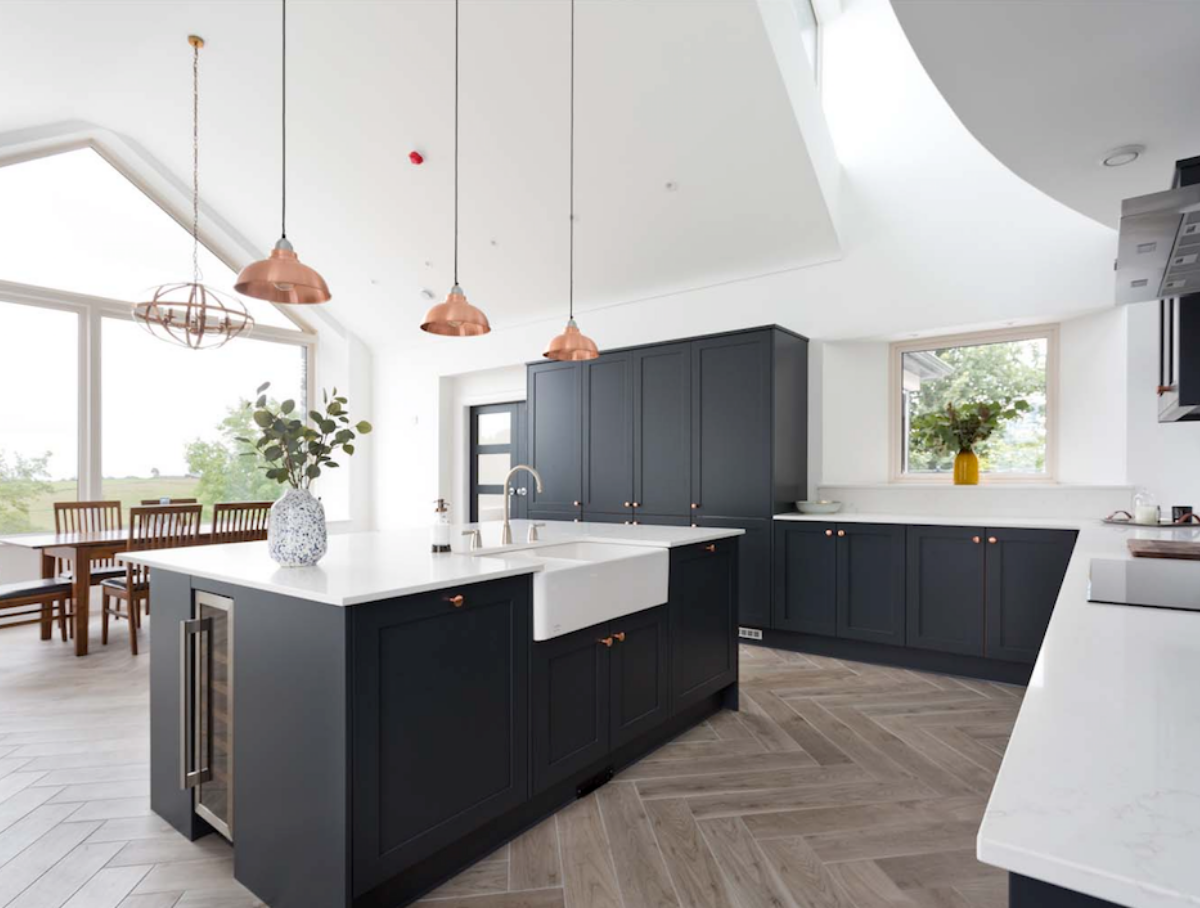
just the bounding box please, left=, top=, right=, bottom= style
left=1128, top=539, right=1200, bottom=560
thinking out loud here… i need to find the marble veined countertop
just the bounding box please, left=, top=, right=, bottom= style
left=120, top=519, right=744, bottom=607
left=782, top=510, right=1200, bottom=907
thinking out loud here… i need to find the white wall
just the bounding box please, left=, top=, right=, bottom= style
left=445, top=366, right=527, bottom=525
left=1126, top=302, right=1200, bottom=509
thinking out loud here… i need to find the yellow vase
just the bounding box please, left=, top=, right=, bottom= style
left=953, top=449, right=979, bottom=485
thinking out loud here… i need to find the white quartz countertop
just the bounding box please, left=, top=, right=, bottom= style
left=120, top=519, right=744, bottom=607
left=782, top=510, right=1200, bottom=906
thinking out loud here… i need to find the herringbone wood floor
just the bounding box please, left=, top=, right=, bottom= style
left=0, top=623, right=1019, bottom=908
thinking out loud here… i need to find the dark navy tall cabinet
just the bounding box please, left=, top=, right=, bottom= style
left=527, top=326, right=808, bottom=626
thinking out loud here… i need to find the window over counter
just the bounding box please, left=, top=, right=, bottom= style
left=890, top=326, right=1058, bottom=481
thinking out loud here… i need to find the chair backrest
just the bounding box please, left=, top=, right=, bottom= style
left=126, top=505, right=203, bottom=586
left=139, top=498, right=199, bottom=506
left=54, top=500, right=122, bottom=534
left=54, top=501, right=123, bottom=573
left=212, top=501, right=273, bottom=544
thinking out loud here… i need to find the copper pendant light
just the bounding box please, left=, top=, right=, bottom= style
left=132, top=36, right=255, bottom=350
left=421, top=0, right=490, bottom=336
left=234, top=0, right=331, bottom=304
left=545, top=0, right=597, bottom=361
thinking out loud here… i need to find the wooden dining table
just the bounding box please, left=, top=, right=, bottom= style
left=0, top=526, right=210, bottom=656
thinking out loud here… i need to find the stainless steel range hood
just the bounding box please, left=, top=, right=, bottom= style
left=1115, top=156, right=1200, bottom=305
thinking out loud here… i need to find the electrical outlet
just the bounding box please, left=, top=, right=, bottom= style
left=738, top=626, right=763, bottom=641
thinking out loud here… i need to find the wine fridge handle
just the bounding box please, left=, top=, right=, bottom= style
left=180, top=616, right=213, bottom=791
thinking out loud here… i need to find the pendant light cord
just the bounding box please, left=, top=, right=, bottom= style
left=192, top=39, right=201, bottom=285
left=568, top=0, right=575, bottom=320
left=281, top=0, right=288, bottom=240
left=453, top=0, right=460, bottom=285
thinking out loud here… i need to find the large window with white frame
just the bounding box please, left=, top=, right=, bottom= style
left=0, top=147, right=316, bottom=531
left=890, top=326, right=1058, bottom=481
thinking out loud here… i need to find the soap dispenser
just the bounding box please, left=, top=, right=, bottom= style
left=432, top=499, right=452, bottom=553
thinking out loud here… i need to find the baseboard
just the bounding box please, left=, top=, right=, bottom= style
left=754, top=628, right=1032, bottom=685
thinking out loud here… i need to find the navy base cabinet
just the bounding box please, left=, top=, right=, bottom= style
left=769, top=521, right=1077, bottom=683
left=671, top=538, right=739, bottom=712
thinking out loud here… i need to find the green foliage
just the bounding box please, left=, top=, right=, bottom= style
left=0, top=450, right=53, bottom=533
left=905, top=339, right=1048, bottom=474
left=184, top=400, right=285, bottom=514
left=910, top=399, right=1031, bottom=456
left=238, top=383, right=373, bottom=490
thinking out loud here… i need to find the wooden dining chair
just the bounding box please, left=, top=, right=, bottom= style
left=0, top=578, right=75, bottom=642
left=101, top=504, right=202, bottom=655
left=139, top=498, right=199, bottom=506
left=212, top=501, right=273, bottom=544
left=53, top=501, right=126, bottom=585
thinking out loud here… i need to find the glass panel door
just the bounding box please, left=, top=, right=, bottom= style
left=195, top=591, right=233, bottom=840
left=469, top=402, right=526, bottom=522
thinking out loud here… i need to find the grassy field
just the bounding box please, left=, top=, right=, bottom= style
left=21, top=477, right=201, bottom=532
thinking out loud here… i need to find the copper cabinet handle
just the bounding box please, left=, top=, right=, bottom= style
left=703, top=543, right=716, bottom=553
left=824, top=529, right=833, bottom=537
left=836, top=529, right=846, bottom=538
left=445, top=594, right=465, bottom=608
left=613, top=632, right=626, bottom=642
left=598, top=636, right=614, bottom=647
left=972, top=536, right=981, bottom=544
left=988, top=536, right=998, bottom=544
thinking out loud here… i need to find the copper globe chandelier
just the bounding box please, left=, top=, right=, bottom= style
left=132, top=36, right=255, bottom=350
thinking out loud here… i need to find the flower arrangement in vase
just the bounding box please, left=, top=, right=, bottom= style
left=909, top=399, right=1029, bottom=485
left=238, top=382, right=372, bottom=565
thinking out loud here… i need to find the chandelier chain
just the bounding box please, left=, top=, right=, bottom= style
left=192, top=38, right=201, bottom=285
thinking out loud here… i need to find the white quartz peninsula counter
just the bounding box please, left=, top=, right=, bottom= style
left=777, top=510, right=1200, bottom=908
left=122, top=519, right=744, bottom=606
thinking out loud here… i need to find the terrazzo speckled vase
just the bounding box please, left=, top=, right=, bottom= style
left=268, top=488, right=328, bottom=566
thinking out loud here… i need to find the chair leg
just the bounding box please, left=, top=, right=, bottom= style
left=58, top=599, right=67, bottom=642
left=129, top=597, right=139, bottom=656
left=101, top=593, right=109, bottom=645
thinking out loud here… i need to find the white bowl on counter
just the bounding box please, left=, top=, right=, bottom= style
left=795, top=500, right=843, bottom=515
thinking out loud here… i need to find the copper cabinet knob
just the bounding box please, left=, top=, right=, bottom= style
left=703, top=543, right=716, bottom=553
left=836, top=529, right=846, bottom=537
left=445, top=594, right=465, bottom=608
left=613, top=632, right=626, bottom=642
left=988, top=536, right=998, bottom=544
left=972, top=536, right=981, bottom=544
left=824, top=529, right=833, bottom=537
left=573, top=501, right=581, bottom=507
left=632, top=502, right=640, bottom=508
left=690, top=503, right=698, bottom=509
left=598, top=636, right=614, bottom=648
left=624, top=501, right=632, bottom=508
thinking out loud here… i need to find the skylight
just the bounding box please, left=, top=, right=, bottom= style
left=0, top=148, right=297, bottom=330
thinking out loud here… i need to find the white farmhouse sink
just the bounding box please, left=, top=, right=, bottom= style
left=490, top=542, right=668, bottom=641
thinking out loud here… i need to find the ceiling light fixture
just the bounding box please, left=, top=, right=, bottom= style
left=235, top=0, right=331, bottom=304
left=132, top=36, right=254, bottom=350
left=544, top=0, right=598, bottom=362
left=421, top=0, right=490, bottom=336
left=1101, top=145, right=1144, bottom=168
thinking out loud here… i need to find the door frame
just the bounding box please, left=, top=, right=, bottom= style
left=468, top=402, right=528, bottom=523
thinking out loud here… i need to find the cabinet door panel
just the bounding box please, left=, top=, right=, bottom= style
left=583, top=354, right=634, bottom=514
left=691, top=333, right=772, bottom=518
left=985, top=528, right=1076, bottom=663
left=352, top=578, right=529, bottom=892
left=531, top=624, right=610, bottom=793
left=671, top=538, right=738, bottom=711
left=633, top=344, right=691, bottom=518
left=774, top=523, right=837, bottom=635
left=906, top=526, right=985, bottom=656
left=528, top=362, right=582, bottom=513
left=610, top=606, right=670, bottom=748
left=837, top=523, right=906, bottom=645
left=697, top=516, right=770, bottom=628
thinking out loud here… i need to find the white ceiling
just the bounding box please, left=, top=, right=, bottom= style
left=0, top=0, right=839, bottom=347
left=893, top=0, right=1200, bottom=227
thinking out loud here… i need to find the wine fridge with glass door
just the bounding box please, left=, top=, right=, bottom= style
left=181, top=590, right=233, bottom=840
